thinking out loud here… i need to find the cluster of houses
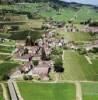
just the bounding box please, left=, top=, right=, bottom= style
left=11, top=26, right=98, bottom=80
left=11, top=29, right=65, bottom=80
left=65, top=39, right=98, bottom=53
left=64, top=23, right=98, bottom=33
left=64, top=24, right=79, bottom=32
left=42, top=20, right=65, bottom=29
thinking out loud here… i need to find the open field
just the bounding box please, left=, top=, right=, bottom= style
left=0, top=45, right=14, bottom=53
left=81, top=83, right=98, bottom=100
left=0, top=61, right=19, bottom=80
left=0, top=54, right=11, bottom=61
left=0, top=85, right=3, bottom=100
left=0, top=40, right=15, bottom=46
left=0, top=2, right=98, bottom=100
left=63, top=32, right=92, bottom=41
left=0, top=55, right=20, bottom=82
left=0, top=4, right=98, bottom=22
left=57, top=29, right=93, bottom=41
left=61, top=50, right=98, bottom=81
left=17, top=82, right=76, bottom=100
left=76, top=7, right=98, bottom=22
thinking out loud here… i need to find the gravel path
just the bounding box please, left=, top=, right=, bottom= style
left=75, top=82, right=82, bottom=100
left=85, top=55, right=92, bottom=64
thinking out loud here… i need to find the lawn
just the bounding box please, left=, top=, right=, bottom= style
left=0, top=85, right=3, bottom=100
left=18, top=82, right=76, bottom=100
left=81, top=83, right=98, bottom=100
left=62, top=50, right=98, bottom=81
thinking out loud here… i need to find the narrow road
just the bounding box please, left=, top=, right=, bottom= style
left=85, top=55, right=92, bottom=64
left=75, top=82, right=82, bottom=100
left=8, top=80, right=18, bottom=100
left=0, top=52, right=10, bottom=55
left=0, top=44, right=14, bottom=47
left=1, top=83, right=9, bottom=100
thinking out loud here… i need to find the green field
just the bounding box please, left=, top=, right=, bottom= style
left=0, top=54, right=10, bottom=61
left=0, top=48, right=19, bottom=80
left=61, top=50, right=98, bottom=81
left=81, top=83, right=98, bottom=100
left=57, top=30, right=93, bottom=41
left=0, top=40, right=15, bottom=46
left=63, top=32, right=92, bottom=41
left=0, top=45, right=14, bottom=53
left=18, top=82, right=76, bottom=100
left=0, top=3, right=98, bottom=22
left=0, top=85, right=3, bottom=100
left=0, top=62, right=19, bottom=80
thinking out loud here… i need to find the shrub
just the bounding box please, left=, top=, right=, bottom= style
left=2, top=74, right=10, bottom=81
left=52, top=47, right=63, bottom=55
left=23, top=75, right=33, bottom=80
left=77, top=48, right=86, bottom=55
left=33, top=60, right=39, bottom=66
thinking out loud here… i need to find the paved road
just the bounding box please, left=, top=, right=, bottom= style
left=8, top=80, right=18, bottom=100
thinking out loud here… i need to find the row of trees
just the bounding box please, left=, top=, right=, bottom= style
left=51, top=47, right=64, bottom=73
left=0, top=0, right=59, bottom=4
left=0, top=0, right=68, bottom=9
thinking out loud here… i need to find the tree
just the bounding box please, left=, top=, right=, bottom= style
left=77, top=48, right=86, bottom=55
left=33, top=60, right=39, bottom=66
left=52, top=47, right=63, bottom=55
left=25, top=35, right=34, bottom=46
left=54, top=58, right=64, bottom=73
left=41, top=47, right=47, bottom=60
left=91, top=47, right=98, bottom=53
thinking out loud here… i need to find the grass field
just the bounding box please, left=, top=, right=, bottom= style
left=61, top=50, right=98, bottom=81
left=0, top=3, right=98, bottom=22
left=18, top=82, right=76, bottom=100
left=57, top=30, right=93, bottom=41
left=0, top=45, right=14, bottom=53
left=81, top=83, right=98, bottom=100
left=0, top=85, right=3, bottom=100
left=0, top=54, right=10, bottom=61
left=0, top=50, right=19, bottom=80
left=76, top=7, right=98, bottom=22
left=0, top=40, right=15, bottom=46
left=0, top=61, right=19, bottom=80
left=64, top=32, right=92, bottom=41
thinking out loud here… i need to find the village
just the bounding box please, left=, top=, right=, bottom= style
left=0, top=1, right=98, bottom=100
left=1, top=18, right=98, bottom=82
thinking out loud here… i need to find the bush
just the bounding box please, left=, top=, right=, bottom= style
left=91, top=47, right=98, bottom=53
left=54, top=58, right=63, bottom=67
left=54, top=66, right=64, bottom=73
left=52, top=47, right=63, bottom=55
left=33, top=60, right=39, bottom=66
left=23, top=75, right=33, bottom=80
left=77, top=48, right=86, bottom=55
left=2, top=74, right=10, bottom=81
left=63, top=45, right=67, bottom=50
